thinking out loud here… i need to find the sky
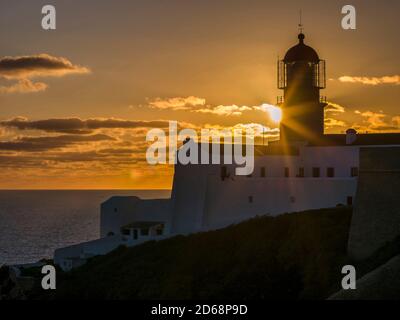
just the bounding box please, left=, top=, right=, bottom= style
left=0, top=0, right=399, bottom=189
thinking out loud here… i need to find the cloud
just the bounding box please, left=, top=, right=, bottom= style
left=195, top=104, right=252, bottom=116
left=324, top=103, right=400, bottom=133
left=0, top=150, right=142, bottom=168
left=146, top=97, right=282, bottom=122
left=98, top=148, right=141, bottom=155
left=325, top=102, right=345, bottom=114
left=195, top=103, right=282, bottom=119
left=38, top=149, right=142, bottom=163
left=353, top=110, right=400, bottom=132
left=85, top=119, right=170, bottom=129
left=257, top=104, right=282, bottom=123
left=0, top=54, right=90, bottom=80
left=354, top=110, right=386, bottom=127
left=338, top=75, right=400, bottom=85
left=0, top=134, right=114, bottom=152
left=201, top=123, right=279, bottom=139
left=0, top=117, right=171, bottom=133
left=231, top=123, right=279, bottom=137
left=0, top=79, right=48, bottom=94
left=0, top=54, right=90, bottom=94
left=392, top=116, right=400, bottom=127
left=324, top=117, right=347, bottom=128
left=323, top=102, right=347, bottom=130
left=148, top=96, right=250, bottom=115
left=148, top=96, right=206, bottom=110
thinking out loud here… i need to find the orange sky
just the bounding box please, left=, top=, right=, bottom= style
left=0, top=0, right=399, bottom=189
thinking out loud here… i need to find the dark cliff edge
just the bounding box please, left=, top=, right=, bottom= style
left=4, top=206, right=400, bottom=300
left=31, top=207, right=353, bottom=300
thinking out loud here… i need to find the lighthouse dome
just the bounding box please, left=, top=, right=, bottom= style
left=284, top=33, right=319, bottom=62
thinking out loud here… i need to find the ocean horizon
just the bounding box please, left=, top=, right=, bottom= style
left=0, top=190, right=171, bottom=265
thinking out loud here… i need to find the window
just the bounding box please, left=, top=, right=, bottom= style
left=248, top=196, right=253, bottom=203
left=140, top=228, right=149, bottom=236
left=284, top=167, right=290, bottom=177
left=351, top=167, right=359, bottom=177
left=107, top=232, right=115, bottom=237
left=122, top=229, right=130, bottom=236
left=297, top=167, right=305, bottom=178
left=347, top=196, right=353, bottom=206
left=312, top=167, right=320, bottom=178
left=156, top=228, right=163, bottom=236
left=327, top=167, right=335, bottom=178
left=260, top=167, right=266, bottom=178
left=114, top=208, right=118, bottom=213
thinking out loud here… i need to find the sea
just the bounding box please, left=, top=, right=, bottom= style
left=0, top=190, right=171, bottom=265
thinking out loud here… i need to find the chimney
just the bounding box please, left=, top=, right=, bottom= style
left=346, top=128, right=357, bottom=145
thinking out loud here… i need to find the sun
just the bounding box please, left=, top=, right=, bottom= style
left=261, top=104, right=282, bottom=123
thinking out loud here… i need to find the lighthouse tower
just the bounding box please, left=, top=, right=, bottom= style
left=278, top=32, right=327, bottom=143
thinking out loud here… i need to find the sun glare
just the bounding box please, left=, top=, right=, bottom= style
left=261, top=104, right=282, bottom=123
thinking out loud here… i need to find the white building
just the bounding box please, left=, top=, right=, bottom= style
left=54, top=32, right=400, bottom=271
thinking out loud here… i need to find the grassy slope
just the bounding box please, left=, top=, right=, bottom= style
left=43, top=207, right=352, bottom=300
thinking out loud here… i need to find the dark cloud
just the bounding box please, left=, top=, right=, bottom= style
left=0, top=155, right=44, bottom=168
left=1, top=118, right=88, bottom=134
left=0, top=134, right=114, bottom=152
left=0, top=149, right=142, bottom=168
left=0, top=117, right=171, bottom=133
left=44, top=150, right=142, bottom=163
left=85, top=119, right=170, bottom=129
left=41, top=151, right=115, bottom=162
left=98, top=148, right=140, bottom=154
left=0, top=54, right=90, bottom=79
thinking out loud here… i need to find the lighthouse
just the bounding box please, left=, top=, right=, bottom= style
left=278, top=32, right=327, bottom=143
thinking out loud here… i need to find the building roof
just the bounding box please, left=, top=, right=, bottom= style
left=284, top=33, right=319, bottom=62
left=310, top=133, right=400, bottom=146
left=121, top=221, right=164, bottom=229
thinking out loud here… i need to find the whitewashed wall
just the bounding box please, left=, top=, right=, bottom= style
left=202, top=176, right=357, bottom=230
left=100, top=197, right=171, bottom=238
left=170, top=145, right=361, bottom=233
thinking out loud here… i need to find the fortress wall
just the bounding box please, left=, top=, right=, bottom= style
left=348, top=147, right=400, bottom=261
left=202, top=176, right=357, bottom=230
left=170, top=145, right=360, bottom=233
left=170, top=164, right=213, bottom=234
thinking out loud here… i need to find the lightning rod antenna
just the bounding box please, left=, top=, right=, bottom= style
left=298, top=9, right=303, bottom=33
